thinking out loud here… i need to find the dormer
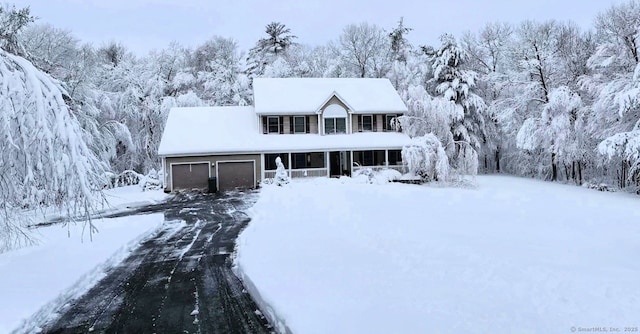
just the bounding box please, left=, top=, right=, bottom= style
left=317, top=92, right=352, bottom=135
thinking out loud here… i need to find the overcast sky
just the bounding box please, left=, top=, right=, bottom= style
left=13, top=0, right=627, bottom=55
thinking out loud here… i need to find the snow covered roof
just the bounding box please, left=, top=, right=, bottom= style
left=157, top=107, right=411, bottom=156
left=252, top=78, right=408, bottom=115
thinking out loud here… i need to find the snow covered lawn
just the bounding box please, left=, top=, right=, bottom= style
left=236, top=175, right=640, bottom=334
left=0, top=186, right=170, bottom=333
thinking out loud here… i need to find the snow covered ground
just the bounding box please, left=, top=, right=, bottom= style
left=236, top=175, right=640, bottom=334
left=0, top=187, right=169, bottom=333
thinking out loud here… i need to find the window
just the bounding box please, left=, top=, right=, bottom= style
left=265, top=153, right=289, bottom=170
left=267, top=116, right=280, bottom=134
left=362, top=115, right=373, bottom=131
left=293, top=153, right=307, bottom=169
left=324, top=118, right=346, bottom=134
left=293, top=116, right=306, bottom=134
left=353, top=150, right=386, bottom=166
left=363, top=151, right=374, bottom=166
left=385, top=115, right=398, bottom=131
left=388, top=150, right=402, bottom=165
left=292, top=152, right=325, bottom=169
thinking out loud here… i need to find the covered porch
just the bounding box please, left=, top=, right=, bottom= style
left=262, top=149, right=405, bottom=179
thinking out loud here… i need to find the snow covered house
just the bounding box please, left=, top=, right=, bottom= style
left=158, top=78, right=411, bottom=192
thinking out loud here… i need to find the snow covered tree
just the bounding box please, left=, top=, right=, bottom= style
left=402, top=134, right=450, bottom=182
left=274, top=157, right=290, bottom=186
left=0, top=4, right=34, bottom=57
left=189, top=37, right=250, bottom=106
left=582, top=0, right=640, bottom=188
left=389, top=17, right=412, bottom=63
left=463, top=22, right=513, bottom=172
left=336, top=22, right=391, bottom=78
left=430, top=34, right=486, bottom=173
left=246, top=22, right=297, bottom=78
left=516, top=86, right=585, bottom=182
left=0, top=49, right=108, bottom=251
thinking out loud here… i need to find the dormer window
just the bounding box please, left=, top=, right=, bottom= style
left=322, top=104, right=348, bottom=135
left=324, top=118, right=346, bottom=134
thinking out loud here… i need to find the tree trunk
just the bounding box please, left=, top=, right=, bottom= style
left=551, top=152, right=558, bottom=181
left=577, top=161, right=583, bottom=186
left=484, top=154, right=488, bottom=173
left=495, top=148, right=501, bottom=173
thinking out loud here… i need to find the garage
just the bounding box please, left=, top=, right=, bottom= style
left=217, top=161, right=256, bottom=191
left=171, top=162, right=210, bottom=191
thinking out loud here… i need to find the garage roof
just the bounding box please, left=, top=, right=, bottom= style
left=252, top=78, right=408, bottom=114
left=157, top=107, right=412, bottom=156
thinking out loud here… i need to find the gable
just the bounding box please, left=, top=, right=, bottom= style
left=319, top=94, right=351, bottom=115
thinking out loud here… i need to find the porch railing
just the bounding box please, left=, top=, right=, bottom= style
left=264, top=168, right=328, bottom=179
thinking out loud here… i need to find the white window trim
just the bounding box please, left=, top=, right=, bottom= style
left=267, top=116, right=280, bottom=134
left=293, top=116, right=306, bottom=134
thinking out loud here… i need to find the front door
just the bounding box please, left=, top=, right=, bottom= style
left=329, top=151, right=341, bottom=177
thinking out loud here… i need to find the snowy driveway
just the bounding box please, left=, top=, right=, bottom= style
left=37, top=190, right=273, bottom=334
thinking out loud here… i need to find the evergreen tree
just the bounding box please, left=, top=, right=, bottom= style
left=430, top=34, right=487, bottom=171
left=389, top=17, right=412, bottom=63
left=246, top=22, right=297, bottom=78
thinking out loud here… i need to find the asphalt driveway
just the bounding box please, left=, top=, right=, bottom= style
left=37, top=190, right=273, bottom=334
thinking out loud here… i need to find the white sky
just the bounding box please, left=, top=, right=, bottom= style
left=13, top=0, right=628, bottom=55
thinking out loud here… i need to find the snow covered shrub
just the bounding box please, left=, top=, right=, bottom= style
left=107, top=170, right=144, bottom=188
left=582, top=182, right=616, bottom=192
left=402, top=134, right=450, bottom=182
left=373, top=169, right=402, bottom=184
left=274, top=157, right=290, bottom=186
left=352, top=167, right=375, bottom=183
left=139, top=169, right=162, bottom=191
left=350, top=168, right=402, bottom=184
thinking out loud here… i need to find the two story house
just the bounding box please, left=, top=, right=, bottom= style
left=158, top=78, right=411, bottom=192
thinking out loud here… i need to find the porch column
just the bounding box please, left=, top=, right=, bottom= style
left=385, top=150, right=389, bottom=168
left=161, top=157, right=166, bottom=188
left=260, top=154, right=265, bottom=181
left=326, top=151, right=330, bottom=177
left=288, top=152, right=292, bottom=177
left=350, top=150, right=354, bottom=176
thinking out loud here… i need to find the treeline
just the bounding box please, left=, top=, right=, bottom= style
left=2, top=1, right=639, bottom=191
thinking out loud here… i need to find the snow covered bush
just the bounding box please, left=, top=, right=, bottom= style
left=139, top=169, right=162, bottom=191
left=402, top=134, right=450, bottom=182
left=106, top=170, right=143, bottom=188
left=352, top=167, right=375, bottom=183
left=582, top=181, right=616, bottom=192
left=274, top=157, right=290, bottom=186
left=373, top=169, right=402, bottom=184
left=351, top=168, right=402, bottom=185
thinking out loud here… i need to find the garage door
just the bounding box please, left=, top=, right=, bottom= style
left=217, top=161, right=255, bottom=191
left=171, top=163, right=209, bottom=191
